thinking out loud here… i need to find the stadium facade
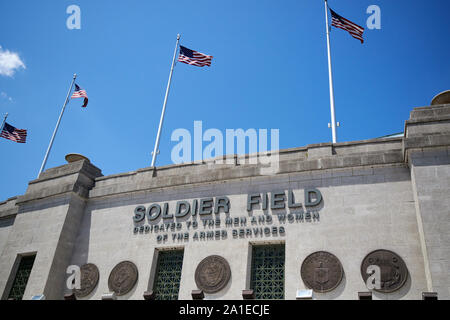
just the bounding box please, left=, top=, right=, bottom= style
left=0, top=97, right=449, bottom=300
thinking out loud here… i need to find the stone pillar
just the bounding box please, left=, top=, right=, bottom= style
left=0, top=158, right=102, bottom=300
left=404, top=99, right=450, bottom=299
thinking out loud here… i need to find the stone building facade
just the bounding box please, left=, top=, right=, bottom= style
left=0, top=100, right=449, bottom=300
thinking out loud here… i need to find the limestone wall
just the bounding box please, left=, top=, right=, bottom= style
left=1, top=102, right=449, bottom=300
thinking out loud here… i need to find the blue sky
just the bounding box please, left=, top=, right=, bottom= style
left=0, top=0, right=449, bottom=200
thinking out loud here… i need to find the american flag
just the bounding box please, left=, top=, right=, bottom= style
left=330, top=8, right=364, bottom=44
left=71, top=84, right=88, bottom=108
left=1, top=122, right=27, bottom=143
left=178, top=45, right=213, bottom=67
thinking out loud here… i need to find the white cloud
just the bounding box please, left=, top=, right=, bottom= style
left=1, top=91, right=13, bottom=102
left=0, top=46, right=26, bottom=77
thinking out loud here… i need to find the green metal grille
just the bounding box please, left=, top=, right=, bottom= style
left=152, top=250, right=184, bottom=300
left=250, top=244, right=285, bottom=300
left=8, top=255, right=36, bottom=300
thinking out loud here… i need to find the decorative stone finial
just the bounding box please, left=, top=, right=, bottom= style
left=65, top=153, right=90, bottom=164
left=431, top=90, right=450, bottom=105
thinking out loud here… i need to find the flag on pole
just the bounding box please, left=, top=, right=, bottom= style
left=330, top=8, right=365, bottom=44
left=71, top=84, right=88, bottom=107
left=1, top=122, right=27, bottom=143
left=178, top=45, right=213, bottom=67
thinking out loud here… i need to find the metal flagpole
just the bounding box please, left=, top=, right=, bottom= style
left=38, top=74, right=77, bottom=177
left=0, top=112, right=8, bottom=132
left=151, top=34, right=181, bottom=167
left=324, top=0, right=337, bottom=143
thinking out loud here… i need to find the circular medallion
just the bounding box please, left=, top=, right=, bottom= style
left=301, top=251, right=344, bottom=293
left=108, top=261, right=139, bottom=296
left=195, top=255, right=231, bottom=294
left=73, top=263, right=99, bottom=298
left=361, top=249, right=408, bottom=293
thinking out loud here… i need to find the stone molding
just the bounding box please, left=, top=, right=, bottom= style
left=15, top=160, right=103, bottom=206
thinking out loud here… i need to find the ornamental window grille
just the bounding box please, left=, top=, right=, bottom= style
left=250, top=244, right=285, bottom=300
left=152, top=249, right=184, bottom=300
left=8, top=255, right=36, bottom=300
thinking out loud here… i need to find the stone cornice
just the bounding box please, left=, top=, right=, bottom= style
left=89, top=138, right=404, bottom=200
left=15, top=160, right=103, bottom=206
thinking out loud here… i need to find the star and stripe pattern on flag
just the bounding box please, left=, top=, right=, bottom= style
left=1, top=122, right=27, bottom=143
left=71, top=84, right=89, bottom=107
left=330, top=8, right=365, bottom=44
left=178, top=45, right=213, bottom=67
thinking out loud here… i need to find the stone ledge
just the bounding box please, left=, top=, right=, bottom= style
left=332, top=136, right=402, bottom=147
left=0, top=207, right=18, bottom=219
left=404, top=103, right=450, bottom=162
left=0, top=197, right=18, bottom=219
left=406, top=115, right=450, bottom=126
left=89, top=148, right=404, bottom=200
left=16, top=160, right=103, bottom=205
left=93, top=138, right=403, bottom=186
left=32, top=160, right=102, bottom=185
left=307, top=145, right=333, bottom=159
left=409, top=104, right=450, bottom=121
left=403, top=134, right=450, bottom=163
left=0, top=196, right=17, bottom=206
left=16, top=181, right=90, bottom=205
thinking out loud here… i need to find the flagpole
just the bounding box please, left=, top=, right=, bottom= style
left=324, top=0, right=337, bottom=144
left=0, top=112, right=8, bottom=132
left=151, top=34, right=181, bottom=167
left=38, top=74, right=77, bottom=177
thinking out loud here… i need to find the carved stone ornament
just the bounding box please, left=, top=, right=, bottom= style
left=108, top=261, right=139, bottom=296
left=195, top=255, right=231, bottom=294
left=361, top=249, right=408, bottom=293
left=73, top=263, right=99, bottom=298
left=301, top=251, right=344, bottom=293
